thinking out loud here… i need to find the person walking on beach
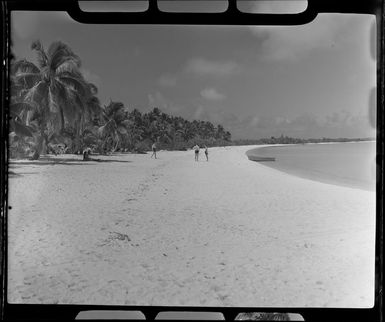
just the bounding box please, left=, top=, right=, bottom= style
left=193, top=144, right=200, bottom=161
left=151, top=142, right=157, bottom=159
left=204, top=145, right=209, bottom=161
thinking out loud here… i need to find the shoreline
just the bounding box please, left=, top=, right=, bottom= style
left=246, top=142, right=376, bottom=191
left=8, top=146, right=375, bottom=307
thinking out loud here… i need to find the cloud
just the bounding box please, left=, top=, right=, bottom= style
left=81, top=68, right=102, bottom=88
left=184, top=58, right=240, bottom=77
left=192, top=106, right=240, bottom=128
left=250, top=115, right=259, bottom=126
left=275, top=116, right=292, bottom=125
left=158, top=74, right=177, bottom=87
left=148, top=91, right=187, bottom=116
left=147, top=92, right=228, bottom=123
left=12, top=12, right=39, bottom=40
left=250, top=14, right=351, bottom=61
left=200, top=88, right=226, bottom=101
left=133, top=46, right=142, bottom=57
left=12, top=11, right=73, bottom=40
left=243, top=111, right=375, bottom=139
left=193, top=106, right=205, bottom=120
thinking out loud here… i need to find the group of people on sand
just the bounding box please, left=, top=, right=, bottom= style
left=82, top=142, right=209, bottom=162
left=150, top=143, right=209, bottom=161
left=193, top=144, right=209, bottom=162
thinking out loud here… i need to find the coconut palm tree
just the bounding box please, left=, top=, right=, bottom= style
left=11, top=40, right=91, bottom=159
left=98, top=101, right=130, bottom=152
left=177, top=120, right=195, bottom=142
left=70, top=83, right=104, bottom=153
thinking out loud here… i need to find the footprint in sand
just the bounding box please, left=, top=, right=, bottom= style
left=217, top=293, right=229, bottom=302
left=67, top=282, right=76, bottom=288
left=107, top=280, right=120, bottom=286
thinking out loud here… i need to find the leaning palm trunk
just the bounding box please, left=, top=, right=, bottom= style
left=30, top=117, right=48, bottom=159
left=31, top=133, right=46, bottom=160
left=112, top=136, right=120, bottom=152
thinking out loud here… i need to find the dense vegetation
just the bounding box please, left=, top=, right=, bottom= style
left=9, top=41, right=231, bottom=159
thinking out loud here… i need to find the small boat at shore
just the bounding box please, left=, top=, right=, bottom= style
left=247, top=155, right=276, bottom=162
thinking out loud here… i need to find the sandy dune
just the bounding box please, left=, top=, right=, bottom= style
left=8, top=146, right=376, bottom=307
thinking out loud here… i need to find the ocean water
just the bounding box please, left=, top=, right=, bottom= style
left=247, top=141, right=376, bottom=191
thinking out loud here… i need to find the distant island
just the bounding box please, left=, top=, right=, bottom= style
left=232, top=135, right=375, bottom=146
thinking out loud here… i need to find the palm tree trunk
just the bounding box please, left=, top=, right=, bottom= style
left=31, top=126, right=47, bottom=160
left=31, top=135, right=44, bottom=160
left=59, top=107, right=65, bottom=131
left=113, top=137, right=119, bottom=152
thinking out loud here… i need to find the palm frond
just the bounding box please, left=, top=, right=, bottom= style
left=24, top=81, right=48, bottom=106
left=82, top=128, right=95, bottom=136
left=48, top=41, right=81, bottom=71
left=11, top=59, right=40, bottom=75
left=55, top=60, right=82, bottom=75
left=10, top=81, right=25, bottom=98
left=55, top=84, right=82, bottom=125
left=105, top=101, right=123, bottom=113
left=31, top=40, right=49, bottom=68
left=97, top=123, right=108, bottom=138
left=121, top=119, right=131, bottom=128
left=48, top=89, right=59, bottom=113
left=83, top=133, right=98, bottom=146
left=117, top=126, right=127, bottom=135
left=87, top=83, right=98, bottom=96
left=52, top=80, right=72, bottom=104
left=47, top=131, right=62, bottom=143
left=10, top=119, right=35, bottom=137
left=53, top=80, right=83, bottom=110
left=87, top=95, right=100, bottom=106
left=98, top=119, right=116, bottom=138
left=13, top=72, right=41, bottom=89
left=57, top=74, right=88, bottom=97
left=10, top=101, right=37, bottom=117
left=69, top=88, right=87, bottom=112
left=47, top=112, right=63, bottom=135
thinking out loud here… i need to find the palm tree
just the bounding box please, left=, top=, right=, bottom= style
left=177, top=120, right=195, bottom=142
left=98, top=101, right=130, bottom=152
left=11, top=40, right=91, bottom=159
left=71, top=83, right=104, bottom=153
left=215, top=124, right=225, bottom=140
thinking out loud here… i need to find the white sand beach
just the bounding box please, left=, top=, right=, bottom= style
left=8, top=145, right=376, bottom=307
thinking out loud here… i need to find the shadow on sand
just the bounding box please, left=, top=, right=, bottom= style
left=9, top=156, right=132, bottom=167
left=8, top=170, right=41, bottom=178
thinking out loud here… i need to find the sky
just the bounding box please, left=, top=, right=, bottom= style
left=11, top=6, right=376, bottom=140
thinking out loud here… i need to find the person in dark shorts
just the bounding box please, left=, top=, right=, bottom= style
left=204, top=145, right=208, bottom=161
left=83, top=148, right=90, bottom=161
left=151, top=142, right=157, bottom=159
left=193, top=144, right=200, bottom=161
